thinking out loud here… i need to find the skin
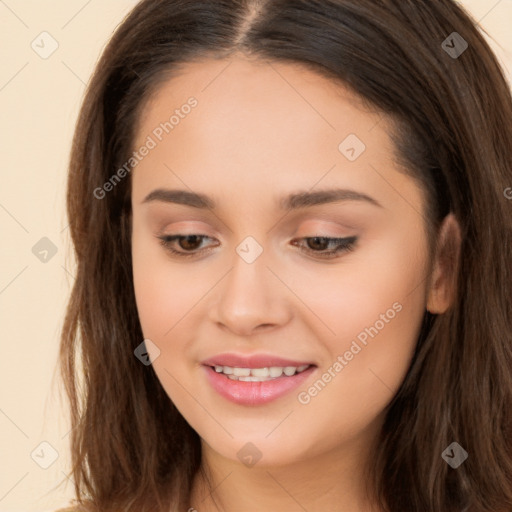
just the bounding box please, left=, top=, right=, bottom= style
left=130, top=54, right=458, bottom=512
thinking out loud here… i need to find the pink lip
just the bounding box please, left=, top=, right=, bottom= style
left=201, top=353, right=314, bottom=368
left=202, top=364, right=317, bottom=407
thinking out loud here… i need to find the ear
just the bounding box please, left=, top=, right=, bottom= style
left=426, top=213, right=461, bottom=314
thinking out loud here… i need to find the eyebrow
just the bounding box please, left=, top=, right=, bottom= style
left=141, top=187, right=382, bottom=210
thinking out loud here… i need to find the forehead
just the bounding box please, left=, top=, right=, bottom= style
left=130, top=54, right=413, bottom=213
left=133, top=54, right=391, bottom=153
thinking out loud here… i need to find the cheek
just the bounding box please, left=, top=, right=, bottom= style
left=131, top=224, right=208, bottom=340
left=283, top=225, right=429, bottom=347
left=131, top=225, right=224, bottom=412
left=131, top=233, right=208, bottom=423
left=293, top=231, right=428, bottom=442
left=295, top=296, right=423, bottom=458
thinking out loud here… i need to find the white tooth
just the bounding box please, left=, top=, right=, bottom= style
left=214, top=365, right=223, bottom=372
left=223, top=366, right=234, bottom=374
left=283, top=366, right=297, bottom=376
left=269, top=367, right=284, bottom=378
left=227, top=375, right=238, bottom=380
left=233, top=367, right=251, bottom=377
left=251, top=367, right=269, bottom=377
left=297, top=365, right=309, bottom=372
left=238, top=376, right=273, bottom=382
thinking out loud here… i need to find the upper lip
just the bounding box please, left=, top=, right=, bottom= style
left=202, top=353, right=316, bottom=369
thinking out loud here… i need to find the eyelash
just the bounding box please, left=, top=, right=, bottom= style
left=157, top=234, right=357, bottom=260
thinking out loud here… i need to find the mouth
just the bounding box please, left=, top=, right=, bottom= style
left=201, top=361, right=317, bottom=406
left=208, top=363, right=312, bottom=381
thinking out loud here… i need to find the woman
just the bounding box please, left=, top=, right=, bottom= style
left=58, top=0, right=512, bottom=511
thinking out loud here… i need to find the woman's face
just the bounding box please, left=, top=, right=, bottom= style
left=131, top=55, right=433, bottom=467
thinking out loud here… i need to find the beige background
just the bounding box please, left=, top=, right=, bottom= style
left=0, top=1, right=511, bottom=510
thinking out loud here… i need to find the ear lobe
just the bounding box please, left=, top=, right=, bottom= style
left=426, top=213, right=461, bottom=314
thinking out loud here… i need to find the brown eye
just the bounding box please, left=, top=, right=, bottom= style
left=306, top=237, right=331, bottom=251
left=157, top=234, right=215, bottom=258
left=176, top=235, right=204, bottom=251
left=292, top=236, right=357, bottom=259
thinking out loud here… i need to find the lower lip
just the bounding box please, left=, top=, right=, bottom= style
left=202, top=365, right=316, bottom=406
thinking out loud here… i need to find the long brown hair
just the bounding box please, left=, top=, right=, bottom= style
left=59, top=1, right=512, bottom=511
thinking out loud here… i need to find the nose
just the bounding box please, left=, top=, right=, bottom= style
left=208, top=250, right=293, bottom=337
